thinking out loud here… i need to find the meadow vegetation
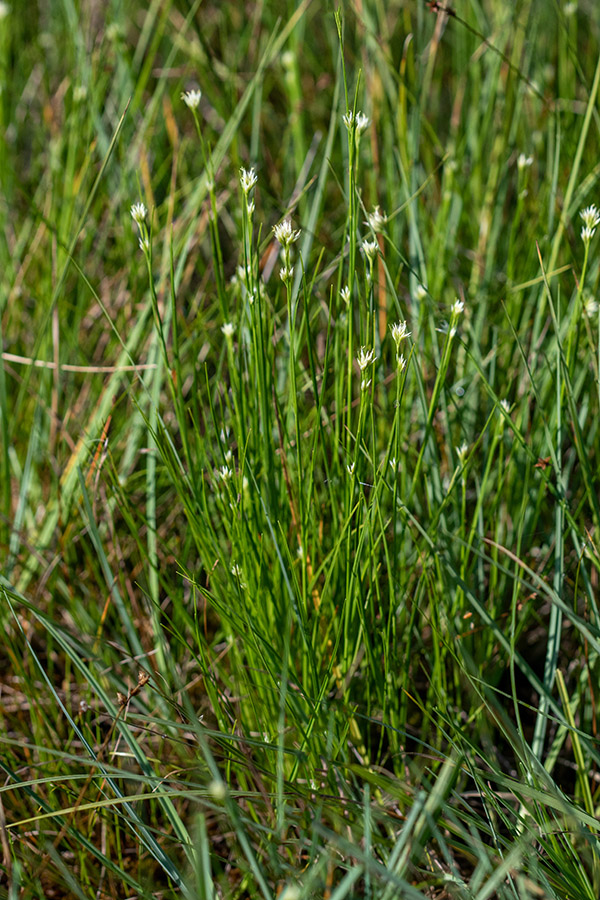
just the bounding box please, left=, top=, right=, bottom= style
left=2, top=1, right=600, bottom=897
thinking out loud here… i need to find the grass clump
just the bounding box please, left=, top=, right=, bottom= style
left=2, top=1, right=600, bottom=898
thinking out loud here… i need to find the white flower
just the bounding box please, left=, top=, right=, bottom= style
left=249, top=289, right=257, bottom=306
left=247, top=199, right=255, bottom=217
left=517, top=153, right=533, bottom=170
left=500, top=399, right=510, bottom=413
left=584, top=294, right=599, bottom=316
left=240, top=166, right=258, bottom=195
left=356, top=346, right=377, bottom=370
left=208, top=779, right=227, bottom=802
left=181, top=89, right=202, bottom=109
left=580, top=205, right=600, bottom=243
left=279, top=886, right=301, bottom=900
left=581, top=225, right=596, bottom=243
left=347, top=462, right=355, bottom=476
left=273, top=218, right=301, bottom=246
left=415, top=284, right=427, bottom=301
left=221, top=322, right=235, bottom=338
left=361, top=377, right=372, bottom=391
left=279, top=265, right=294, bottom=282
left=138, top=236, right=150, bottom=253
left=342, top=110, right=369, bottom=135
left=361, top=239, right=378, bottom=263
left=396, top=353, right=407, bottom=371
left=340, top=285, right=350, bottom=305
left=218, top=466, right=233, bottom=481
left=366, top=206, right=387, bottom=232
left=580, top=204, right=600, bottom=230
left=390, top=321, right=411, bottom=346
left=456, top=442, right=469, bottom=462
left=130, top=202, right=147, bottom=227
left=451, top=298, right=465, bottom=316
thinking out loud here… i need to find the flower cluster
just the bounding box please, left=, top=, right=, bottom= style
left=273, top=218, right=301, bottom=247
left=240, top=167, right=258, bottom=219
left=343, top=110, right=370, bottom=136
left=273, top=218, right=301, bottom=284
left=365, top=206, right=387, bottom=232
left=181, top=89, right=202, bottom=110
left=357, top=346, right=377, bottom=391
left=580, top=204, right=600, bottom=244
left=390, top=320, right=411, bottom=369
left=130, top=202, right=149, bottom=254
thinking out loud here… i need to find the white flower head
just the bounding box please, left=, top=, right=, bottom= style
left=456, top=442, right=469, bottom=463
left=246, top=198, right=255, bottom=217
left=584, top=293, right=599, bottom=316
left=366, top=206, right=387, bottom=232
left=218, top=465, right=233, bottom=481
left=581, top=225, right=596, bottom=244
left=580, top=205, right=600, bottom=243
left=221, top=322, right=235, bottom=338
left=208, top=779, right=227, bottom=802
left=415, top=284, right=427, bottom=301
left=138, top=236, right=150, bottom=253
left=500, top=399, right=511, bottom=413
left=343, top=110, right=369, bottom=135
left=240, top=166, right=258, bottom=195
left=517, top=153, right=533, bottom=170
left=451, top=298, right=465, bottom=316
left=357, top=346, right=377, bottom=371
left=279, top=265, right=294, bottom=283
left=273, top=218, right=301, bottom=247
left=390, top=321, right=411, bottom=346
left=580, top=204, right=600, bottom=228
left=279, top=886, right=301, bottom=900
left=347, top=462, right=355, bottom=476
left=130, top=202, right=147, bottom=227
left=396, top=353, right=407, bottom=371
left=181, top=89, right=202, bottom=110
left=361, top=238, right=379, bottom=263
left=356, top=112, right=370, bottom=134
left=340, top=285, right=351, bottom=305
left=361, top=377, right=372, bottom=391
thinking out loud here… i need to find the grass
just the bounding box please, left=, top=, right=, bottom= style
left=1, top=0, right=600, bottom=897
